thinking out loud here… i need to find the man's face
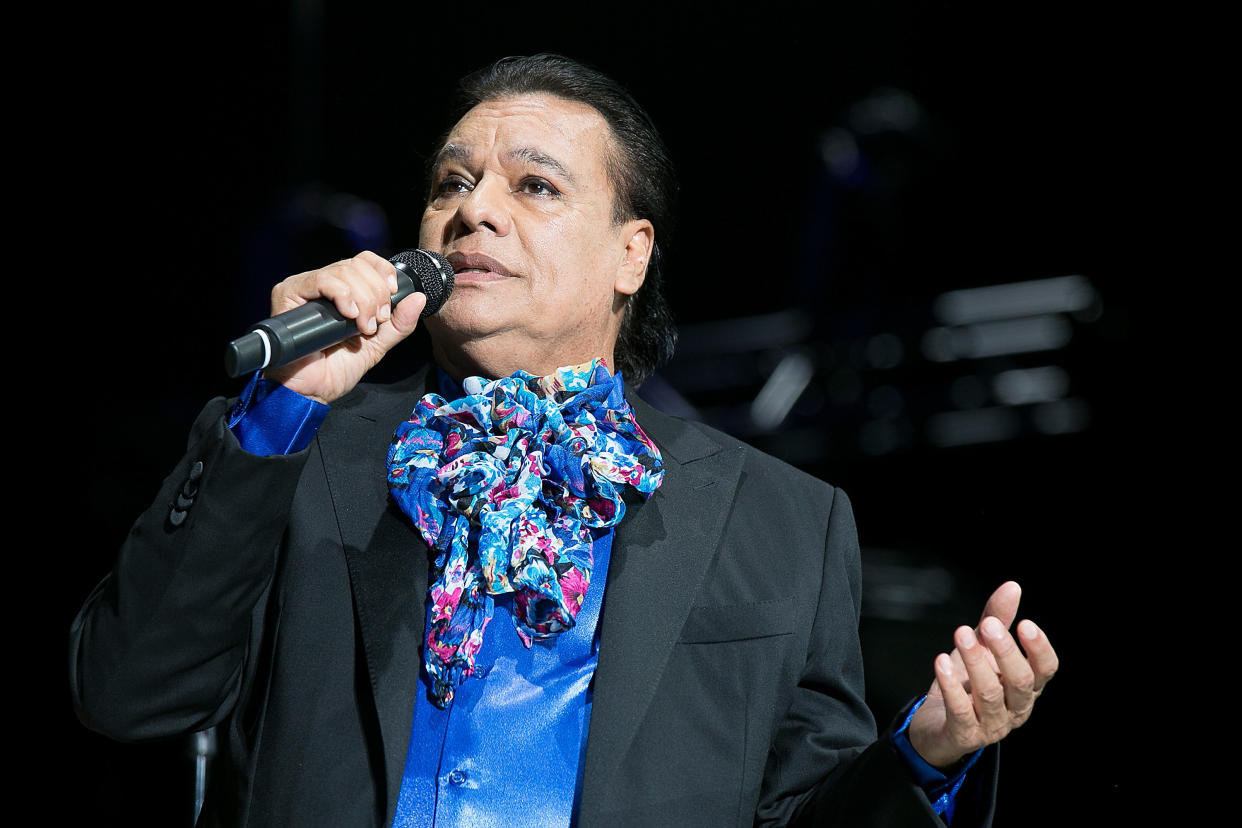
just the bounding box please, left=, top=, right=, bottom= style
left=418, top=93, right=650, bottom=380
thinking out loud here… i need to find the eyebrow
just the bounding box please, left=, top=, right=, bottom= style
left=430, top=143, right=471, bottom=171
left=430, top=143, right=576, bottom=186
left=503, top=146, right=576, bottom=186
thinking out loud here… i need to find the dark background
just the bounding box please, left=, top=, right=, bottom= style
left=36, top=1, right=1151, bottom=824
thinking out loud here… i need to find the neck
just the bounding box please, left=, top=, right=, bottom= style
left=430, top=338, right=616, bottom=384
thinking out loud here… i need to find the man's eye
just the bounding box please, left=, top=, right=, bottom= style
left=518, top=178, right=558, bottom=197
left=435, top=176, right=471, bottom=196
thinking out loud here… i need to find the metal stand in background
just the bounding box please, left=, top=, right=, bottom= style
left=190, top=728, right=217, bottom=825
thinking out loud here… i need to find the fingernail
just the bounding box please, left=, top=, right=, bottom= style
left=347, top=301, right=359, bottom=316
left=1019, top=620, right=1039, bottom=640
left=364, top=316, right=376, bottom=333
left=388, top=272, right=399, bottom=292
left=957, top=627, right=977, bottom=649
left=378, top=303, right=391, bottom=322
left=982, top=617, right=1005, bottom=639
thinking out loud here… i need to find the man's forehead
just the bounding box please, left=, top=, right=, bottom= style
left=433, top=95, right=612, bottom=173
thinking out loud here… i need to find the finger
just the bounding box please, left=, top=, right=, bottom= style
left=1017, top=619, right=1059, bottom=692
left=271, top=267, right=342, bottom=313
left=980, top=615, right=1035, bottom=716
left=947, top=647, right=968, bottom=686
left=948, top=581, right=1020, bottom=681
left=357, top=250, right=401, bottom=293
left=368, top=291, right=427, bottom=351
left=331, top=256, right=398, bottom=335
left=949, top=628, right=997, bottom=678
left=956, top=625, right=1008, bottom=740
left=980, top=581, right=1022, bottom=629
left=271, top=262, right=368, bottom=327
left=933, top=652, right=980, bottom=758
left=356, top=251, right=401, bottom=325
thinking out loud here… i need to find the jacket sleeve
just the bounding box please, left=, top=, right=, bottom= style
left=68, top=395, right=311, bottom=742
left=755, top=487, right=999, bottom=827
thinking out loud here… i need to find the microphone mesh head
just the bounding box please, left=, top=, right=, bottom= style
left=391, top=249, right=455, bottom=316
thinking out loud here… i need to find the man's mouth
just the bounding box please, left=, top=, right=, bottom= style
left=447, top=252, right=512, bottom=278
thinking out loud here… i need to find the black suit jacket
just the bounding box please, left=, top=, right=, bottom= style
left=70, top=366, right=996, bottom=826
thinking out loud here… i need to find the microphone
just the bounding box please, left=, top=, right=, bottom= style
left=224, top=249, right=454, bottom=377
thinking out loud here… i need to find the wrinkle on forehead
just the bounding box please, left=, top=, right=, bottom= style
left=468, top=94, right=601, bottom=130
left=435, top=95, right=610, bottom=167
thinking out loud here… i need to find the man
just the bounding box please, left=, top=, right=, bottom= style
left=70, top=54, right=1057, bottom=826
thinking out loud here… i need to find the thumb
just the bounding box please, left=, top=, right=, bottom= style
left=370, top=291, right=428, bottom=351
left=980, top=580, right=1022, bottom=629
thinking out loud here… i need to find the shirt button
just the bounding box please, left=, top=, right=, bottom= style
left=448, top=769, right=467, bottom=786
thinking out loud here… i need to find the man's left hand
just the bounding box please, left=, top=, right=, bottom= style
left=907, top=581, right=1059, bottom=770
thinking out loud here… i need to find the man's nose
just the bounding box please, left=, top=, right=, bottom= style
left=454, top=176, right=511, bottom=236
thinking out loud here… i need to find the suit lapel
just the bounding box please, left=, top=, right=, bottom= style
left=579, top=393, right=746, bottom=819
left=316, top=367, right=433, bottom=825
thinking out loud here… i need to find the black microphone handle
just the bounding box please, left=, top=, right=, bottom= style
left=224, top=250, right=452, bottom=378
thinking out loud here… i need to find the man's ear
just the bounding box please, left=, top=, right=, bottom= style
left=615, top=219, right=654, bottom=296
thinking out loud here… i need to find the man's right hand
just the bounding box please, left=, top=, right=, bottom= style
left=262, top=251, right=428, bottom=404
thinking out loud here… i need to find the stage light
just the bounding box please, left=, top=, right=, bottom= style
left=932, top=274, right=1096, bottom=325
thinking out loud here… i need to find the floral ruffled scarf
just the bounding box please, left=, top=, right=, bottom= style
left=386, top=359, right=664, bottom=707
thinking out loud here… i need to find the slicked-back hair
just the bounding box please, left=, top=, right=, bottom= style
left=428, top=53, right=679, bottom=385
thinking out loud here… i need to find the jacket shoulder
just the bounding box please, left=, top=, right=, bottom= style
left=630, top=390, right=841, bottom=503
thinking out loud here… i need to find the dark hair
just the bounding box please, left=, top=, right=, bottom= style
left=431, top=53, right=679, bottom=385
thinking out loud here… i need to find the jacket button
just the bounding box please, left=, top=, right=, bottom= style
left=182, top=460, right=204, bottom=497
left=448, top=769, right=466, bottom=786
left=169, top=508, right=188, bottom=527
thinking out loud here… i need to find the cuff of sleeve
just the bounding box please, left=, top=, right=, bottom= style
left=894, top=695, right=983, bottom=822
left=228, top=372, right=329, bottom=456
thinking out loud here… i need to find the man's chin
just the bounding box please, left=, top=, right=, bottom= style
left=424, top=303, right=515, bottom=344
